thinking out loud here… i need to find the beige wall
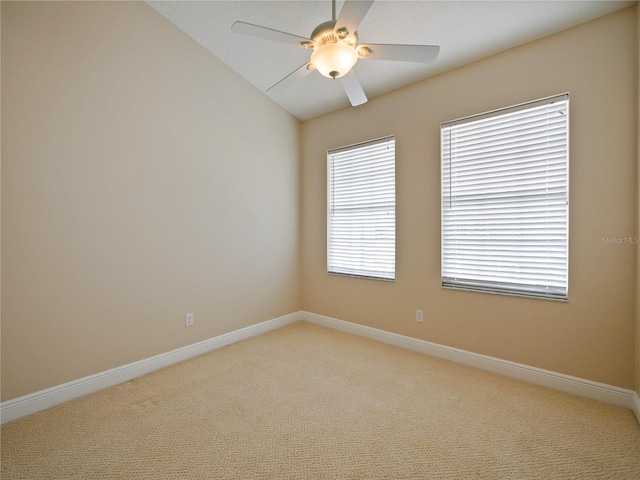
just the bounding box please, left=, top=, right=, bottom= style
left=1, top=1, right=301, bottom=401
left=302, top=7, right=637, bottom=389
left=636, top=4, right=640, bottom=399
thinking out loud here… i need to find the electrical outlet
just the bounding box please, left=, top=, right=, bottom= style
left=185, top=313, right=194, bottom=327
left=416, top=310, right=424, bottom=323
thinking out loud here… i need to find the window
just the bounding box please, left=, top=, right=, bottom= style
left=328, top=136, right=395, bottom=281
left=441, top=94, right=569, bottom=300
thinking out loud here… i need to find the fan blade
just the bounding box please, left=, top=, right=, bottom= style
left=231, top=21, right=311, bottom=47
left=335, top=0, right=375, bottom=36
left=267, top=62, right=315, bottom=96
left=359, top=44, right=440, bottom=63
left=339, top=70, right=367, bottom=106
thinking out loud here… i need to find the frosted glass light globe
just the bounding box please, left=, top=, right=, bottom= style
left=311, top=42, right=358, bottom=79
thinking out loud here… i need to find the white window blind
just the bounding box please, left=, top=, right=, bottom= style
left=328, top=136, right=395, bottom=280
left=441, top=94, right=569, bottom=300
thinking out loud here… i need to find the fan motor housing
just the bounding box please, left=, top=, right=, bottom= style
left=311, top=20, right=357, bottom=46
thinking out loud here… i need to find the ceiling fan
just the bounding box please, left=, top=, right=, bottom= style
left=231, top=0, right=440, bottom=107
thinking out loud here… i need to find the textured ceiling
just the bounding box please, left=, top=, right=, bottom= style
left=147, top=1, right=635, bottom=121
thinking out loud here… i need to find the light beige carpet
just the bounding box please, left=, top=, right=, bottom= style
left=2, top=321, right=639, bottom=479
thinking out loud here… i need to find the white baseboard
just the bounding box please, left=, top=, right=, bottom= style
left=633, top=392, right=640, bottom=425
left=0, top=312, right=300, bottom=424
left=300, top=311, right=637, bottom=411
left=3, top=310, right=637, bottom=425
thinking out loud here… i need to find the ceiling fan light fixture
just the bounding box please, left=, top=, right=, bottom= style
left=311, top=42, right=358, bottom=79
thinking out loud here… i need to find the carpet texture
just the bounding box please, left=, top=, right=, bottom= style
left=2, top=321, right=639, bottom=479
